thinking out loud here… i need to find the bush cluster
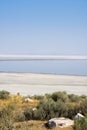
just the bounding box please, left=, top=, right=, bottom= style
left=0, top=90, right=87, bottom=130
left=23, top=91, right=87, bottom=120
left=0, top=90, right=10, bottom=99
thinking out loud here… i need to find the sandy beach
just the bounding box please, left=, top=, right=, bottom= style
left=0, top=72, right=87, bottom=95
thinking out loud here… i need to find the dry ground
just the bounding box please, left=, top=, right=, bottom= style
left=0, top=72, right=87, bottom=95
left=14, top=120, right=73, bottom=130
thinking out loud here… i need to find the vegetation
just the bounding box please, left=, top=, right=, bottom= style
left=0, top=90, right=10, bottom=99
left=73, top=118, right=87, bottom=130
left=0, top=104, right=14, bottom=129
left=0, top=90, right=86, bottom=130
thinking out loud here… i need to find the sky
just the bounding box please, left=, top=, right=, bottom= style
left=0, top=0, right=87, bottom=55
left=0, top=0, right=87, bottom=75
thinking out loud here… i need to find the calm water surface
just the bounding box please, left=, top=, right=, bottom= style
left=0, top=60, right=87, bottom=75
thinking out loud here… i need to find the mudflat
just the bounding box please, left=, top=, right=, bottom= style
left=0, top=72, right=87, bottom=95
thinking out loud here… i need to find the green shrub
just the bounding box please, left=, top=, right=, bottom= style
left=0, top=90, right=10, bottom=99
left=80, top=98, right=87, bottom=115
left=36, top=98, right=69, bottom=120
left=68, top=94, right=80, bottom=102
left=33, top=107, right=46, bottom=120
left=14, top=110, right=25, bottom=122
left=73, top=117, right=87, bottom=130
left=67, top=104, right=81, bottom=119
left=0, top=103, right=15, bottom=130
left=24, top=108, right=33, bottom=120
left=55, top=100, right=68, bottom=117
left=51, top=91, right=68, bottom=102
left=33, top=95, right=44, bottom=100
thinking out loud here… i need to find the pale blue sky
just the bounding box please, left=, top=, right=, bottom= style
left=0, top=0, right=87, bottom=75
left=0, top=0, right=87, bottom=55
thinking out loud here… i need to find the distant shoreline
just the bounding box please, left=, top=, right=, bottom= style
left=0, top=71, right=87, bottom=77
left=0, top=72, right=87, bottom=95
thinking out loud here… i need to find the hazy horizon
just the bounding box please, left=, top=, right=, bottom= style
left=0, top=54, right=87, bottom=61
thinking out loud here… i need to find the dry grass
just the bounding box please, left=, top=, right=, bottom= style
left=0, top=94, right=38, bottom=110
left=14, top=120, right=73, bottom=130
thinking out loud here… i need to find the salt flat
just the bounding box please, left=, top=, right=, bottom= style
left=0, top=73, right=87, bottom=95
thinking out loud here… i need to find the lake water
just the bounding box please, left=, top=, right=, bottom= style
left=0, top=60, right=87, bottom=75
